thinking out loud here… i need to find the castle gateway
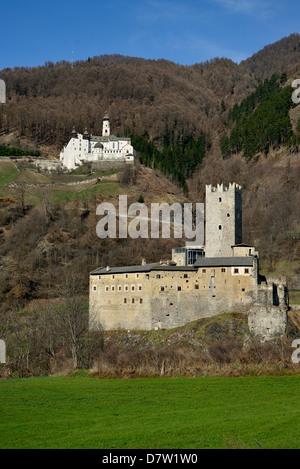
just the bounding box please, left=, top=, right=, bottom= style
left=89, top=183, right=288, bottom=339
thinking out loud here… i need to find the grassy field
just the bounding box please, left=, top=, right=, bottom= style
left=0, top=376, right=299, bottom=449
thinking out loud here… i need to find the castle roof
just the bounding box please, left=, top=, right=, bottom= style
left=194, top=257, right=254, bottom=268
left=91, top=263, right=195, bottom=276
left=91, top=256, right=255, bottom=275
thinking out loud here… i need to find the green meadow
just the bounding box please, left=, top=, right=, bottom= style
left=0, top=376, right=299, bottom=449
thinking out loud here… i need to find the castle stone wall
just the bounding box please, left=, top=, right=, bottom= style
left=90, top=264, right=255, bottom=331
left=90, top=160, right=134, bottom=173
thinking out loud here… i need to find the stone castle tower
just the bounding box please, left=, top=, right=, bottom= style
left=205, top=182, right=242, bottom=258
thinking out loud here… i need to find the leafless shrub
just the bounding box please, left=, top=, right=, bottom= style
left=208, top=339, right=243, bottom=366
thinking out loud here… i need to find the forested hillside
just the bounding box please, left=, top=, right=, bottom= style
left=220, top=74, right=295, bottom=159
left=0, top=33, right=299, bottom=286
left=241, top=34, right=300, bottom=80
left=0, top=55, right=257, bottom=148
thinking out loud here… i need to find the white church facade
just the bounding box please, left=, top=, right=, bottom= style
left=60, top=114, right=136, bottom=170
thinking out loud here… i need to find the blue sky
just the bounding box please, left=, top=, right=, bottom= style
left=0, top=0, right=299, bottom=69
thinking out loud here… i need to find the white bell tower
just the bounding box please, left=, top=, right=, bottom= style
left=102, top=112, right=110, bottom=137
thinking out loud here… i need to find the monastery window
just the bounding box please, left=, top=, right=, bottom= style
left=98, top=276, right=101, bottom=280
left=234, top=268, right=239, bottom=274
left=221, top=268, right=226, bottom=273
left=93, top=286, right=97, bottom=291
left=242, top=288, right=245, bottom=292
left=112, top=275, right=115, bottom=279
left=177, top=286, right=182, bottom=291
left=140, top=299, right=143, bottom=304
left=105, top=286, right=109, bottom=292
left=138, top=285, right=142, bottom=291
left=131, top=285, right=135, bottom=292
left=219, top=225, right=222, bottom=230
left=195, top=285, right=199, bottom=290
left=111, top=286, right=115, bottom=292
left=136, top=274, right=140, bottom=279
left=184, top=274, right=188, bottom=279
left=124, top=274, right=128, bottom=279
left=219, top=198, right=222, bottom=202
left=125, top=285, right=129, bottom=292
left=132, top=299, right=135, bottom=304
left=156, top=274, right=161, bottom=279
left=160, top=287, right=165, bottom=292
left=202, top=269, right=207, bottom=274
left=124, top=298, right=127, bottom=304
left=227, top=213, right=230, bottom=217
left=245, top=269, right=249, bottom=274
left=118, top=286, right=122, bottom=292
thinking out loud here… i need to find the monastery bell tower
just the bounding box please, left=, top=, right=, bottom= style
left=102, top=113, right=110, bottom=137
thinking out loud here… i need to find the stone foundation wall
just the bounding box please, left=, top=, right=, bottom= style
left=248, top=305, right=288, bottom=341
left=91, top=160, right=134, bottom=173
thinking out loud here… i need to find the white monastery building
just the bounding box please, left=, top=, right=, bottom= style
left=60, top=113, right=136, bottom=170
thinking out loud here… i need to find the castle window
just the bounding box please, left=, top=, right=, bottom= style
left=136, top=274, right=140, bottom=279
left=219, top=225, right=222, bottom=230
left=177, top=286, right=182, bottom=291
left=184, top=274, right=188, bottom=279
left=131, top=285, right=135, bottom=292
left=195, top=285, right=199, bottom=290
left=111, top=286, right=115, bottom=292
left=221, top=268, right=226, bottom=273
left=245, top=269, right=249, bottom=274
left=112, top=275, right=115, bottom=280
left=124, top=274, right=128, bottom=279
left=138, top=285, right=142, bottom=291
left=234, top=268, right=239, bottom=274
left=118, top=286, right=122, bottom=291
left=98, top=276, right=101, bottom=280
left=124, top=298, right=127, bottom=304
left=219, top=198, right=222, bottom=202
left=242, top=288, right=245, bottom=292
left=93, top=286, right=97, bottom=291
left=156, top=274, right=161, bottom=279
left=160, top=287, right=165, bottom=292
left=227, top=213, right=230, bottom=217
left=125, top=285, right=129, bottom=292
left=105, top=286, right=109, bottom=292
left=132, top=299, right=135, bottom=304
left=202, top=269, right=206, bottom=274
left=140, top=299, right=143, bottom=304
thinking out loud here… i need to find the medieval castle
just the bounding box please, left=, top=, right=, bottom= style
left=89, top=183, right=289, bottom=341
